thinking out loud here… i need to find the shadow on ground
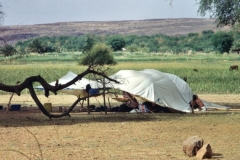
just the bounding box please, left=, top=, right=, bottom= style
left=0, top=108, right=239, bottom=127
left=212, top=153, right=224, bottom=159
left=0, top=111, right=182, bottom=127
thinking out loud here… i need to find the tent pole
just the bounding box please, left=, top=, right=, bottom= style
left=103, top=78, right=107, bottom=114
left=87, top=75, right=91, bottom=115
left=190, top=96, right=194, bottom=114
left=108, top=97, right=111, bottom=110
left=79, top=100, right=84, bottom=112
left=87, top=94, right=90, bottom=114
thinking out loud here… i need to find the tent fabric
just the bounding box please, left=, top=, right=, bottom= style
left=108, top=69, right=193, bottom=112
left=35, top=71, right=102, bottom=98
left=142, top=69, right=193, bottom=104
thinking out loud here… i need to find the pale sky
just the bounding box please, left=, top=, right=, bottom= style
left=1, top=0, right=209, bottom=26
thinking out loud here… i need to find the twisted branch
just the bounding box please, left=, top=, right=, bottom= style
left=0, top=66, right=119, bottom=119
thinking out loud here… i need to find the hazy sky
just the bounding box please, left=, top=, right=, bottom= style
left=1, top=0, right=209, bottom=26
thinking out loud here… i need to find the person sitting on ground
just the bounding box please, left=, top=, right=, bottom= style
left=189, top=94, right=206, bottom=112
left=122, top=91, right=139, bottom=108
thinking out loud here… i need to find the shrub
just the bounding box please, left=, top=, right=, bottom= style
left=211, top=31, right=234, bottom=53
left=79, top=43, right=117, bottom=66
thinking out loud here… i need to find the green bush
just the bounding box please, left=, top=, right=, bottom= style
left=211, top=31, right=234, bottom=53
left=79, top=43, right=117, bottom=66
left=107, top=36, right=125, bottom=51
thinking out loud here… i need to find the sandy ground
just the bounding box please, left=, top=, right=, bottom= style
left=0, top=94, right=240, bottom=159
left=1, top=94, right=240, bottom=108
left=0, top=94, right=121, bottom=108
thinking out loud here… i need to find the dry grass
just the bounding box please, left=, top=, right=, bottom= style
left=0, top=94, right=240, bottom=160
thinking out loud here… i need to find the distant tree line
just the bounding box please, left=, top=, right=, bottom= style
left=1, top=0, right=240, bottom=58
left=1, top=30, right=240, bottom=58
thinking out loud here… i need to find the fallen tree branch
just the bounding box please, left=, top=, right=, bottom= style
left=0, top=66, right=118, bottom=95
left=0, top=66, right=119, bottom=119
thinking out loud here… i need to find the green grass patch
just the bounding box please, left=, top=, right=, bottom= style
left=0, top=53, right=240, bottom=94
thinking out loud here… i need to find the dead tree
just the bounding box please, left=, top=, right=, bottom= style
left=0, top=66, right=119, bottom=119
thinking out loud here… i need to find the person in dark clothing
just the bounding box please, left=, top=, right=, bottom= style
left=189, top=94, right=206, bottom=112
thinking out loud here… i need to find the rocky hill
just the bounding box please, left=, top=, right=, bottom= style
left=0, top=18, right=230, bottom=44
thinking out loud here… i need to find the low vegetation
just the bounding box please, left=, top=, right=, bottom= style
left=1, top=29, right=240, bottom=59
left=0, top=53, right=240, bottom=95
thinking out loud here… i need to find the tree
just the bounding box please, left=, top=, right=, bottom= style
left=0, top=44, right=17, bottom=56
left=27, top=39, right=45, bottom=54
left=188, top=33, right=199, bottom=37
left=198, top=0, right=240, bottom=27
left=202, top=30, right=214, bottom=35
left=232, top=31, right=240, bottom=49
left=79, top=43, right=117, bottom=66
left=107, top=36, right=125, bottom=51
left=0, top=3, right=4, bottom=25
left=211, top=31, right=234, bottom=53
left=0, top=66, right=119, bottom=119
left=82, top=35, right=94, bottom=53
left=127, top=44, right=139, bottom=53
left=0, top=3, right=118, bottom=119
left=0, top=3, right=5, bottom=44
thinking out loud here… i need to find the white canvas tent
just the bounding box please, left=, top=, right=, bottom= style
left=142, top=69, right=193, bottom=103
left=108, top=69, right=193, bottom=112
left=109, top=69, right=230, bottom=112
